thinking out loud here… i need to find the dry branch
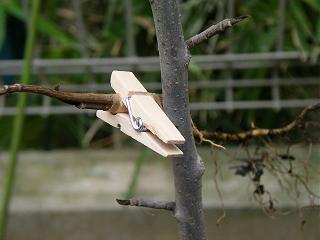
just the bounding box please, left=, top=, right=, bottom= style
left=116, top=197, right=175, bottom=211
left=185, top=16, right=249, bottom=49
left=0, top=83, right=122, bottom=112
left=0, top=84, right=161, bottom=114
left=193, top=103, right=320, bottom=142
left=2, top=84, right=319, bottom=144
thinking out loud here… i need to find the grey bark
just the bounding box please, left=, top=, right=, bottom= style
left=116, top=198, right=175, bottom=211
left=185, top=16, right=248, bottom=49
left=149, top=1, right=207, bottom=240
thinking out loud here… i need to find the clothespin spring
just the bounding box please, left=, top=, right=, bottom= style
left=125, top=96, right=148, bottom=132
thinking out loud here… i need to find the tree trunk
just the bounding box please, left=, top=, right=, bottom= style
left=149, top=1, right=207, bottom=239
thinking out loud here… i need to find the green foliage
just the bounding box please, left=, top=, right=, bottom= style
left=0, top=0, right=40, bottom=238
left=0, top=0, right=75, bottom=46
left=0, top=7, right=6, bottom=49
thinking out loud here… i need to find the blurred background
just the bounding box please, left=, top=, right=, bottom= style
left=0, top=0, right=319, bottom=239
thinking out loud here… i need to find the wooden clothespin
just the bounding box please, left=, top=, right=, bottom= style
left=96, top=71, right=185, bottom=157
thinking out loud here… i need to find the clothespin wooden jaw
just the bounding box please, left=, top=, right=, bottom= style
left=96, top=71, right=185, bottom=157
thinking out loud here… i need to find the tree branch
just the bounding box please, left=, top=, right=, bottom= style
left=193, top=103, right=320, bottom=142
left=0, top=84, right=126, bottom=113
left=116, top=197, right=175, bottom=212
left=186, top=15, right=249, bottom=49
left=2, top=84, right=319, bottom=144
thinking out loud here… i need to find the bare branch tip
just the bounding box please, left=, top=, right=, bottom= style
left=238, top=15, right=251, bottom=20
left=186, top=15, right=250, bottom=49
left=231, top=15, right=251, bottom=25
left=116, top=198, right=130, bottom=205
left=116, top=197, right=175, bottom=211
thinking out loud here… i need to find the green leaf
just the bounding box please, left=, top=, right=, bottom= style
left=104, top=0, right=118, bottom=32
left=317, top=16, right=320, bottom=40
left=302, top=0, right=320, bottom=12
left=0, top=1, right=75, bottom=45
left=37, top=19, right=75, bottom=45
left=289, top=1, right=313, bottom=37
left=188, top=62, right=207, bottom=80
left=0, top=7, right=6, bottom=49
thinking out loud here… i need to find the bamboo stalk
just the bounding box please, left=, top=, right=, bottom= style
left=0, top=1, right=40, bottom=239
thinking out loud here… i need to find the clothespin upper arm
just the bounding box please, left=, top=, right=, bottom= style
left=110, top=71, right=185, bottom=144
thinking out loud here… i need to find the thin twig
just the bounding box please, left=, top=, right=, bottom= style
left=194, top=103, right=320, bottom=142
left=211, top=150, right=226, bottom=225
left=116, top=197, right=175, bottom=212
left=186, top=15, right=249, bottom=49
left=0, top=84, right=125, bottom=113
left=191, top=120, right=225, bottom=149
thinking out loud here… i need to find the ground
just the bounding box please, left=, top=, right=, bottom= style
left=0, top=146, right=319, bottom=239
